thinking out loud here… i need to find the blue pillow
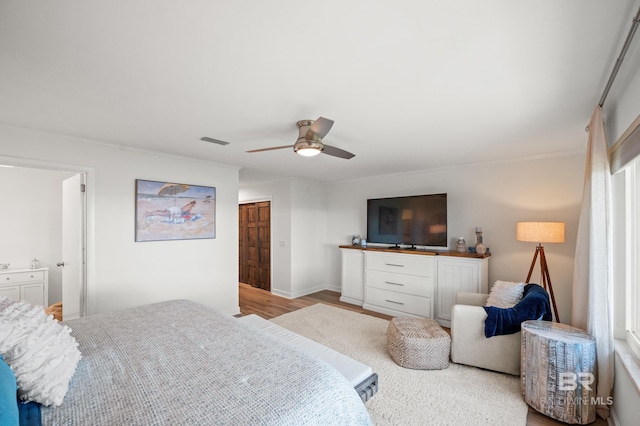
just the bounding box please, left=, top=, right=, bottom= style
left=0, top=354, right=19, bottom=426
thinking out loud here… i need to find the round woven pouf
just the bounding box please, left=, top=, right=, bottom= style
left=387, top=317, right=450, bottom=370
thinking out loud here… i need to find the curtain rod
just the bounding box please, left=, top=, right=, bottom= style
left=598, top=4, right=640, bottom=107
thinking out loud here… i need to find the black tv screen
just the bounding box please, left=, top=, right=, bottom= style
left=366, top=193, right=447, bottom=247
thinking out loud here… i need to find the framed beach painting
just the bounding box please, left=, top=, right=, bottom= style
left=135, top=179, right=216, bottom=242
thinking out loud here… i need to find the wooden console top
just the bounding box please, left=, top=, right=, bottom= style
left=338, top=245, right=491, bottom=259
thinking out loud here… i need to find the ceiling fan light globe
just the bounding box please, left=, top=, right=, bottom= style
left=294, top=138, right=323, bottom=157
left=296, top=147, right=322, bottom=157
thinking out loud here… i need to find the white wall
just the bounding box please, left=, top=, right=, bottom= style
left=0, top=167, right=74, bottom=303
left=0, top=124, right=240, bottom=315
left=239, top=177, right=328, bottom=298
left=324, top=153, right=585, bottom=325
left=606, top=33, right=640, bottom=147
left=291, top=178, right=329, bottom=296
left=239, top=178, right=292, bottom=297
left=241, top=153, right=585, bottom=323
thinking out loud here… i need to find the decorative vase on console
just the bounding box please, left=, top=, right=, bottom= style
left=475, top=227, right=486, bottom=255
left=456, top=237, right=467, bottom=253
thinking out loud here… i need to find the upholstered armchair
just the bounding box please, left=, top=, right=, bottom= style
left=450, top=292, right=521, bottom=376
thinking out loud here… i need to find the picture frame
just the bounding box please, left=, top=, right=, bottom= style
left=135, top=179, right=216, bottom=242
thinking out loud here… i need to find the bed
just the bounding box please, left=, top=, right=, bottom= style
left=237, top=314, right=378, bottom=402
left=32, top=299, right=372, bottom=425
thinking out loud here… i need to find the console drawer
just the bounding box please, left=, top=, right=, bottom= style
left=365, top=270, right=433, bottom=297
left=365, top=252, right=434, bottom=277
left=365, top=287, right=432, bottom=317
left=1, top=270, right=44, bottom=284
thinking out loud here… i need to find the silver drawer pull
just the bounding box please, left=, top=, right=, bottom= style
left=385, top=299, right=404, bottom=305
left=384, top=263, right=404, bottom=267
left=385, top=281, right=404, bottom=286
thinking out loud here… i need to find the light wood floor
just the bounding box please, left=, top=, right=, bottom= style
left=238, top=283, right=608, bottom=426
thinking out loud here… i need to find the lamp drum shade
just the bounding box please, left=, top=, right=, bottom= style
left=517, top=222, right=565, bottom=244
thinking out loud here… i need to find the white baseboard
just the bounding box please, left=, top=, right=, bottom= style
left=267, top=283, right=342, bottom=300
left=271, top=288, right=292, bottom=299
left=609, top=408, right=619, bottom=426
left=325, top=284, right=341, bottom=293
left=340, top=295, right=363, bottom=306
left=290, top=285, right=327, bottom=299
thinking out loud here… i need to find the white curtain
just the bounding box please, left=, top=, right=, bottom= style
left=571, top=105, right=614, bottom=418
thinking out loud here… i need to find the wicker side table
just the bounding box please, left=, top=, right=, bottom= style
left=521, top=320, right=596, bottom=425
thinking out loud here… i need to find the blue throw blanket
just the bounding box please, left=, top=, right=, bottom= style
left=483, top=283, right=552, bottom=337
left=18, top=400, right=41, bottom=426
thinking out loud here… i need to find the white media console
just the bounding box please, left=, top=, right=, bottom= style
left=339, top=246, right=489, bottom=327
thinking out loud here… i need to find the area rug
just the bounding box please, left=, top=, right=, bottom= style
left=270, top=304, right=528, bottom=426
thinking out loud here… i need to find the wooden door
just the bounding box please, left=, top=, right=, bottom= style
left=239, top=201, right=270, bottom=290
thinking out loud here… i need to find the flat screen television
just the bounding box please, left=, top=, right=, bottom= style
left=366, top=193, right=447, bottom=247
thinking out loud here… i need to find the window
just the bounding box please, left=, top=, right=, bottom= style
left=623, top=159, right=640, bottom=359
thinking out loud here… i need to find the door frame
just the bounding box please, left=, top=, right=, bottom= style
left=0, top=155, right=92, bottom=316
left=238, top=198, right=272, bottom=293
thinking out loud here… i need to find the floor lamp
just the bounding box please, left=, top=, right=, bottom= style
left=516, top=221, right=565, bottom=322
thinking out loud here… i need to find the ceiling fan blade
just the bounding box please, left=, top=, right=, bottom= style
left=322, top=144, right=355, bottom=159
left=246, top=145, right=293, bottom=153
left=308, top=117, right=334, bottom=139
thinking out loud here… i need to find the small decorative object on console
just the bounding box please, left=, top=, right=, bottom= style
left=456, top=237, right=466, bottom=253
left=475, top=227, right=486, bottom=254
left=30, top=259, right=40, bottom=269
left=352, top=235, right=361, bottom=245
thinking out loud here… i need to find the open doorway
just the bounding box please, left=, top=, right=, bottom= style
left=0, top=161, right=87, bottom=320
left=238, top=201, right=271, bottom=291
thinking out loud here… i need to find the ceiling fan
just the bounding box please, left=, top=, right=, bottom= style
left=246, top=117, right=355, bottom=159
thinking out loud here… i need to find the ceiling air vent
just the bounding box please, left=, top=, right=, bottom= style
left=201, top=137, right=229, bottom=146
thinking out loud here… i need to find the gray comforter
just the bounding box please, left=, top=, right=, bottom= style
left=41, top=300, right=371, bottom=425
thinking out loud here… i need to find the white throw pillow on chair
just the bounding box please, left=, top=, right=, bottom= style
left=485, top=280, right=525, bottom=308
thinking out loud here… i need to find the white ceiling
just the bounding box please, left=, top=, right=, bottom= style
left=0, top=1, right=638, bottom=184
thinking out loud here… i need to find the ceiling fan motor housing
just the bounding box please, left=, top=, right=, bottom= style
left=294, top=138, right=323, bottom=154
left=294, top=120, right=324, bottom=154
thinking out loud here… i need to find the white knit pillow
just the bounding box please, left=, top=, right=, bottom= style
left=0, top=297, right=81, bottom=406
left=485, top=280, right=525, bottom=308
